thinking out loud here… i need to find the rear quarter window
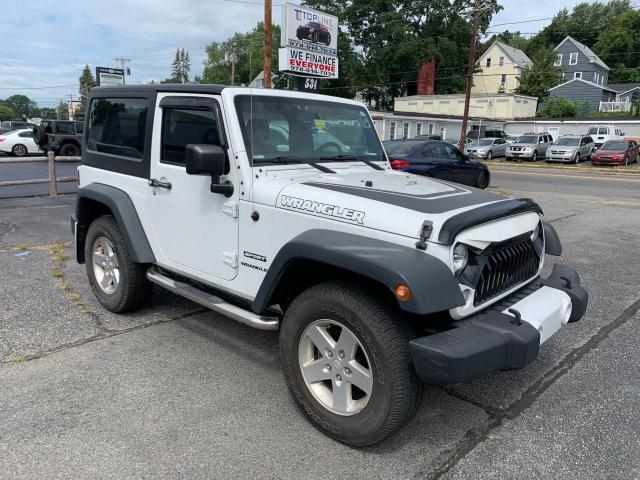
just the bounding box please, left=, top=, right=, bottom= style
left=87, top=98, right=148, bottom=159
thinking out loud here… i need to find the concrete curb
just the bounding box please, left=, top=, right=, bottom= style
left=482, top=160, right=640, bottom=176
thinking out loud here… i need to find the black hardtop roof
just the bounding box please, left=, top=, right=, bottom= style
left=90, top=84, right=226, bottom=95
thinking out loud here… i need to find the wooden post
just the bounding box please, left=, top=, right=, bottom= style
left=459, top=0, right=480, bottom=152
left=47, top=150, right=57, bottom=196
left=263, top=0, right=272, bottom=88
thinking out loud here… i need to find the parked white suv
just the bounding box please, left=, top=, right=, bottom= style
left=72, top=85, right=588, bottom=446
left=587, top=125, right=625, bottom=147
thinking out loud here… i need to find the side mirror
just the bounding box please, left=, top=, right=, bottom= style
left=185, top=144, right=233, bottom=197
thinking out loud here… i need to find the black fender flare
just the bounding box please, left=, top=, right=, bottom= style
left=252, top=229, right=465, bottom=315
left=543, top=221, right=562, bottom=256
left=75, top=183, right=155, bottom=264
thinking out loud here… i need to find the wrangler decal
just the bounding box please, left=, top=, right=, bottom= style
left=280, top=195, right=366, bottom=224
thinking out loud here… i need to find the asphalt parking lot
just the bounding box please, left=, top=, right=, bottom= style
left=1, top=167, right=639, bottom=479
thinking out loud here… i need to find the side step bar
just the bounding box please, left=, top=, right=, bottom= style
left=146, top=268, right=279, bottom=331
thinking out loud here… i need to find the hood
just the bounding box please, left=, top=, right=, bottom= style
left=594, top=149, right=625, bottom=155
left=251, top=167, right=509, bottom=242
left=508, top=142, right=535, bottom=148
left=549, top=145, right=578, bottom=153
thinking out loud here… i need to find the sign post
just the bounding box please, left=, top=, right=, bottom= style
left=278, top=3, right=339, bottom=89
left=95, top=67, right=125, bottom=86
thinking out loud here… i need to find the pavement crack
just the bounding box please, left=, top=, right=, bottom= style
left=422, top=296, right=640, bottom=479
left=548, top=211, right=583, bottom=223
left=440, top=387, right=499, bottom=416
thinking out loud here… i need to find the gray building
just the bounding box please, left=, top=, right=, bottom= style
left=554, top=36, right=609, bottom=85
left=549, top=78, right=617, bottom=113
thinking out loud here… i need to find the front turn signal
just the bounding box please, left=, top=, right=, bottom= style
left=396, top=285, right=412, bottom=302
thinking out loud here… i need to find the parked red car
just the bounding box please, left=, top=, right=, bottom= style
left=591, top=140, right=639, bottom=166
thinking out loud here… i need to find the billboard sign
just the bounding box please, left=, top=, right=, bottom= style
left=279, top=3, right=338, bottom=79
left=96, top=67, right=125, bottom=86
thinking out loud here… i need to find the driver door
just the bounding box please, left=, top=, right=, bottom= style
left=147, top=94, right=239, bottom=282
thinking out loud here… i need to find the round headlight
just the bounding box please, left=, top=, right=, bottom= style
left=453, top=244, right=468, bottom=273
left=531, top=223, right=540, bottom=241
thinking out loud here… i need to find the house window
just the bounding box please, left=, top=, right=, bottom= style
left=428, top=123, right=434, bottom=134
left=389, top=121, right=396, bottom=140
left=499, top=56, right=504, bottom=66
left=594, top=72, right=599, bottom=84
left=416, top=123, right=422, bottom=136
left=501, top=74, right=507, bottom=86
left=569, top=52, right=578, bottom=65
left=554, top=53, right=562, bottom=66
left=403, top=122, right=410, bottom=139
left=486, top=58, right=491, bottom=68
left=574, top=72, right=582, bottom=79
left=600, top=75, right=604, bottom=85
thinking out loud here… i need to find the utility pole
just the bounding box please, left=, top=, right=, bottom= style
left=263, top=0, right=272, bottom=88
left=67, top=94, right=75, bottom=121
left=113, top=58, right=131, bottom=82
left=459, top=0, right=490, bottom=151
left=230, top=43, right=238, bottom=86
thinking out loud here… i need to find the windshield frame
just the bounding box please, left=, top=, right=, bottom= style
left=233, top=94, right=386, bottom=165
left=554, top=137, right=580, bottom=146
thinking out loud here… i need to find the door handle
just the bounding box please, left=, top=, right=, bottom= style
left=148, top=178, right=172, bottom=190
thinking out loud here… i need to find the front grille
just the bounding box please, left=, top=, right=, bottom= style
left=473, top=237, right=540, bottom=306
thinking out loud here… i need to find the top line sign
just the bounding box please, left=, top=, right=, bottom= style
left=95, top=67, right=125, bottom=86
left=281, top=3, right=338, bottom=57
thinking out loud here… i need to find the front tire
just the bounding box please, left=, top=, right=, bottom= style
left=574, top=152, right=580, bottom=164
left=532, top=150, right=538, bottom=162
left=280, top=281, right=422, bottom=447
left=486, top=150, right=492, bottom=160
left=12, top=144, right=27, bottom=156
left=84, top=216, right=153, bottom=313
left=476, top=171, right=490, bottom=189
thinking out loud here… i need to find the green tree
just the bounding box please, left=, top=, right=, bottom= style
left=482, top=31, right=529, bottom=53
left=198, top=23, right=281, bottom=86
left=302, top=0, right=502, bottom=109
left=76, top=65, right=96, bottom=121
left=39, top=107, right=57, bottom=119
left=515, top=47, right=564, bottom=99
left=0, top=104, right=15, bottom=121
left=167, top=48, right=192, bottom=83
left=593, top=9, right=640, bottom=83
left=537, top=97, right=579, bottom=117
left=4, top=95, right=38, bottom=119
left=57, top=101, right=69, bottom=120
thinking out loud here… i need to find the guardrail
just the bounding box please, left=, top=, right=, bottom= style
left=0, top=151, right=80, bottom=196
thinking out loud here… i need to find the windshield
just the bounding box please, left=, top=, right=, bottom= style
left=234, top=95, right=384, bottom=163
left=384, top=141, right=421, bottom=155
left=516, top=135, right=537, bottom=144
left=477, top=139, right=494, bottom=146
left=600, top=141, right=627, bottom=150
left=555, top=138, right=580, bottom=146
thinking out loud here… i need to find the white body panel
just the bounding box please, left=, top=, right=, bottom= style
left=0, top=129, right=40, bottom=153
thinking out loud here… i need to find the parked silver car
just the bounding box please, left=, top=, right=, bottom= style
left=464, top=137, right=508, bottom=159
left=505, top=133, right=553, bottom=161
left=545, top=135, right=595, bottom=163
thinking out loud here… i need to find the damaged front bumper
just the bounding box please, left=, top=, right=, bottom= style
left=409, top=264, right=588, bottom=385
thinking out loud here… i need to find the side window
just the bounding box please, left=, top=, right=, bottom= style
left=422, top=143, right=436, bottom=157
left=87, top=98, right=148, bottom=159
left=55, top=121, right=75, bottom=134
left=441, top=142, right=464, bottom=161
left=598, top=127, right=608, bottom=135
left=161, top=107, right=220, bottom=165
left=19, top=131, right=32, bottom=138
left=75, top=122, right=84, bottom=134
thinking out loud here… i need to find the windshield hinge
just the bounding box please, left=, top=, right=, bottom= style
left=415, top=221, right=433, bottom=251
left=222, top=201, right=238, bottom=218
left=222, top=251, right=238, bottom=268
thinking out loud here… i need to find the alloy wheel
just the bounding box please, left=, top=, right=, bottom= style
left=13, top=145, right=27, bottom=156
left=298, top=319, right=373, bottom=416
left=92, top=236, right=120, bottom=294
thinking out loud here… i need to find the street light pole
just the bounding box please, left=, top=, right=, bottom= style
left=459, top=0, right=490, bottom=151
left=263, top=0, right=272, bottom=88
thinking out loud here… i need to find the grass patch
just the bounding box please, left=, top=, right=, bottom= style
left=15, top=242, right=31, bottom=250
left=51, top=269, right=64, bottom=278
left=10, top=356, right=24, bottom=365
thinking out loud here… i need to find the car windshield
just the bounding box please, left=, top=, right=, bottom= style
left=600, top=141, right=627, bottom=150
left=516, top=135, right=537, bottom=143
left=234, top=95, right=384, bottom=163
left=555, top=138, right=580, bottom=146
left=477, top=139, right=494, bottom=146
left=384, top=141, right=421, bottom=155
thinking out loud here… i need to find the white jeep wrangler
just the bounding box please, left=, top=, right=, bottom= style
left=72, top=84, right=588, bottom=446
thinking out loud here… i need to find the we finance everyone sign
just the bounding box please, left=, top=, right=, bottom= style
left=279, top=3, right=339, bottom=79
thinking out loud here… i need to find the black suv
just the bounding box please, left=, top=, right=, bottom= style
left=466, top=128, right=507, bottom=140
left=33, top=120, right=84, bottom=156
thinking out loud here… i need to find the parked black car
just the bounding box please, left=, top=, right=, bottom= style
left=466, top=128, right=507, bottom=140
left=296, top=22, right=332, bottom=45
left=32, top=120, right=83, bottom=156
left=383, top=139, right=490, bottom=189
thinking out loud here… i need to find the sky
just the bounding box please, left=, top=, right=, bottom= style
left=0, top=0, right=589, bottom=109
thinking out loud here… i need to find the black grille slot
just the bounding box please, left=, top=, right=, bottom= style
left=474, top=238, right=540, bottom=306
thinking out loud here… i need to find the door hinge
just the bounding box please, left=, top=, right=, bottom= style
left=223, top=201, right=238, bottom=218
left=415, top=220, right=433, bottom=251
left=222, top=251, right=238, bottom=268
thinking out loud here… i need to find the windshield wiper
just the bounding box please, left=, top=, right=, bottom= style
left=318, top=154, right=384, bottom=171
left=268, top=156, right=335, bottom=174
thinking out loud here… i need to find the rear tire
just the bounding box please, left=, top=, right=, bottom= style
left=280, top=281, right=422, bottom=447
left=84, top=216, right=153, bottom=313
left=12, top=144, right=27, bottom=157
left=60, top=143, right=80, bottom=156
